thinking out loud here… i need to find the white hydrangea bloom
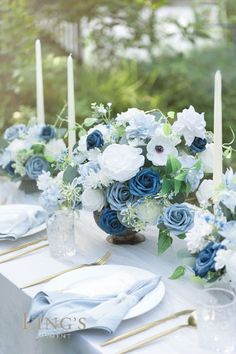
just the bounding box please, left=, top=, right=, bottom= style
left=44, top=139, right=66, bottom=160
left=199, top=143, right=214, bottom=173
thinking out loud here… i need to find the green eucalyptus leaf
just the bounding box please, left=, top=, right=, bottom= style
left=83, top=117, right=98, bottom=127
left=157, top=229, right=173, bottom=255
left=169, top=266, right=185, bottom=280
left=161, top=178, right=173, bottom=195
left=63, top=166, right=79, bottom=184
left=178, top=233, right=186, bottom=239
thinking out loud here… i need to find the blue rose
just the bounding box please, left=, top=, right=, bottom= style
left=4, top=124, right=27, bottom=141
left=107, top=182, right=136, bottom=211
left=40, top=125, right=56, bottom=142
left=86, top=130, right=104, bottom=150
left=25, top=156, right=49, bottom=180
left=4, top=161, right=18, bottom=177
left=161, top=203, right=194, bottom=236
left=129, top=168, right=161, bottom=197
left=194, top=242, right=225, bottom=278
left=98, top=208, right=128, bottom=235
left=190, top=137, right=207, bottom=154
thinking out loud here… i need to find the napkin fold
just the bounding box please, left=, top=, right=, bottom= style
left=27, top=275, right=161, bottom=337
left=0, top=205, right=46, bottom=240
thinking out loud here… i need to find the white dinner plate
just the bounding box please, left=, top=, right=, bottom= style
left=0, top=204, right=46, bottom=241
left=23, top=222, right=46, bottom=237
left=44, top=265, right=165, bottom=320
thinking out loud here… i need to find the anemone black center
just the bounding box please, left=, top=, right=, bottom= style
left=155, top=145, right=164, bottom=153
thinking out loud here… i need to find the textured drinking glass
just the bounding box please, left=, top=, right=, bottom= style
left=47, top=209, right=79, bottom=259
left=197, top=287, right=236, bottom=353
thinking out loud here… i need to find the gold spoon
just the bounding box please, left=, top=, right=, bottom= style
left=117, top=313, right=197, bottom=354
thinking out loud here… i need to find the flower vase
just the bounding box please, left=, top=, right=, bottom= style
left=18, top=177, right=38, bottom=194
left=47, top=209, right=79, bottom=259
left=93, top=211, right=145, bottom=245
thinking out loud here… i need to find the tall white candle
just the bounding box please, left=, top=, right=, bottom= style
left=35, top=39, right=45, bottom=125
left=67, top=54, right=76, bottom=157
left=213, top=70, right=223, bottom=188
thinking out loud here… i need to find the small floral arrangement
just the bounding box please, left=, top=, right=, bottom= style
left=53, top=103, right=214, bottom=243
left=0, top=122, right=67, bottom=181
left=168, top=168, right=236, bottom=285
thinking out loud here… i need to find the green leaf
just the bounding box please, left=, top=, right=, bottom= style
left=175, top=171, right=187, bottom=181
left=63, top=166, right=79, bottom=184
left=167, top=111, right=175, bottom=119
left=169, top=266, right=185, bottom=280
left=193, top=159, right=202, bottom=171
left=79, top=128, right=87, bottom=137
left=31, top=143, right=44, bottom=154
left=166, top=155, right=181, bottom=175
left=177, top=233, right=186, bottom=239
left=161, top=178, right=173, bottom=195
left=157, top=229, right=173, bottom=255
left=83, top=117, right=98, bottom=127
left=174, top=180, right=182, bottom=194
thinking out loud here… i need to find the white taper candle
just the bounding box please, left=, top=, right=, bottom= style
left=35, top=39, right=45, bottom=125
left=213, top=70, right=223, bottom=188
left=67, top=54, right=76, bottom=158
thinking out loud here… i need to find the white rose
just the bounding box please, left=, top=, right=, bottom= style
left=81, top=188, right=105, bottom=212
left=98, top=144, right=144, bottom=182
left=6, top=139, right=29, bottom=160
left=225, top=252, right=236, bottom=285
left=196, top=179, right=214, bottom=207
left=172, top=106, right=206, bottom=145
left=44, top=139, right=66, bottom=160
left=199, top=143, right=214, bottom=173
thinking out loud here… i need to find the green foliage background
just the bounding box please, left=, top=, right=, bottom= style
left=0, top=0, right=235, bottom=165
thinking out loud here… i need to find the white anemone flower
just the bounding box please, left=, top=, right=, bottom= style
left=146, top=134, right=178, bottom=166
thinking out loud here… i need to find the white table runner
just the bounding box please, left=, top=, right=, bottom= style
left=0, top=208, right=213, bottom=354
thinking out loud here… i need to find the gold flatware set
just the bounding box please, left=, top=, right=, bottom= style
left=101, top=309, right=196, bottom=354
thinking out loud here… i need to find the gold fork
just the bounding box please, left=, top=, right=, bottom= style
left=21, top=251, right=112, bottom=289
left=0, top=237, right=48, bottom=257
left=0, top=243, right=48, bottom=264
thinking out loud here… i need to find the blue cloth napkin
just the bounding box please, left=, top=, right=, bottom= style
left=27, top=275, right=161, bottom=337
left=0, top=204, right=46, bottom=240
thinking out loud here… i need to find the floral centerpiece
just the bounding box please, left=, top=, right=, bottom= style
left=0, top=122, right=67, bottom=193
left=166, top=168, right=236, bottom=286
left=58, top=102, right=214, bottom=245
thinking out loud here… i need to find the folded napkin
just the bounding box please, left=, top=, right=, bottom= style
left=27, top=275, right=161, bottom=337
left=0, top=204, right=46, bottom=240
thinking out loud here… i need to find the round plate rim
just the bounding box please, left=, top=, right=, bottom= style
left=44, top=264, right=165, bottom=320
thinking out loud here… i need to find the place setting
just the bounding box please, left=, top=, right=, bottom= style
left=1, top=3, right=236, bottom=354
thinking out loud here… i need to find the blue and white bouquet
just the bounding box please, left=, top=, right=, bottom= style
left=0, top=122, right=67, bottom=181
left=48, top=103, right=213, bottom=243
left=168, top=168, right=236, bottom=285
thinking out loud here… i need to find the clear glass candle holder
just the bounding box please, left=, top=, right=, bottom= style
left=47, top=209, right=79, bottom=259
left=197, top=287, right=236, bottom=353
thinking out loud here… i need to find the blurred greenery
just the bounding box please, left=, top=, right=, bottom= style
left=0, top=0, right=235, bottom=166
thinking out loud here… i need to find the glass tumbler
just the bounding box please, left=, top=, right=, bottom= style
left=47, top=209, right=79, bottom=259
left=197, top=287, right=236, bottom=353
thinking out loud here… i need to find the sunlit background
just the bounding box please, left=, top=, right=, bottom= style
left=0, top=0, right=235, bottom=164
